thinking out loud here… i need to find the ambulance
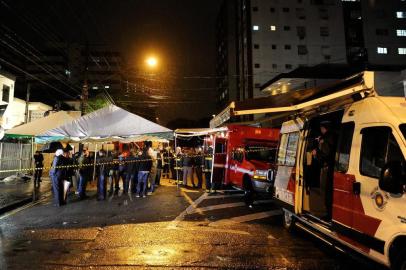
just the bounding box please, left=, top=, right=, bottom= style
left=211, top=70, right=406, bottom=269
left=270, top=71, right=406, bottom=270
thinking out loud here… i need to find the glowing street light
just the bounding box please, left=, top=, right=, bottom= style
left=146, top=57, right=158, bottom=68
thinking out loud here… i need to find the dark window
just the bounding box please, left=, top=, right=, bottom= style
left=360, top=127, right=404, bottom=178
left=401, top=124, right=406, bottom=141
left=254, top=44, right=260, bottom=49
left=376, top=29, right=388, bottom=36
left=335, top=122, right=355, bottom=173
left=215, top=143, right=225, bottom=154
left=2, top=85, right=10, bottom=103
left=272, top=44, right=277, bottom=49
left=272, top=64, right=277, bottom=69
left=270, top=7, right=275, bottom=12
left=254, top=63, right=260, bottom=68
left=283, top=7, right=290, bottom=12
left=284, top=44, right=291, bottom=50
left=298, top=0, right=303, bottom=3
left=254, top=83, right=261, bottom=88
left=319, top=8, right=329, bottom=20
left=297, top=26, right=306, bottom=39
left=324, top=55, right=331, bottom=60
left=296, top=8, right=306, bottom=20
left=320, top=27, right=329, bottom=37
left=285, top=64, right=292, bottom=69
left=298, top=45, right=308, bottom=55
left=253, top=6, right=258, bottom=12
left=351, top=10, right=362, bottom=20
left=284, top=26, right=291, bottom=31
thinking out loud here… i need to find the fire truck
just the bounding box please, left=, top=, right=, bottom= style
left=175, top=125, right=280, bottom=202
left=211, top=71, right=406, bottom=270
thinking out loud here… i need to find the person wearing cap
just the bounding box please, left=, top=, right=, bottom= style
left=49, top=149, right=65, bottom=206
left=312, top=120, right=337, bottom=219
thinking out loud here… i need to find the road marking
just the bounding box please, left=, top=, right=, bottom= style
left=204, top=193, right=244, bottom=199
left=209, top=209, right=282, bottom=226
left=167, top=192, right=208, bottom=229
left=188, top=202, right=246, bottom=214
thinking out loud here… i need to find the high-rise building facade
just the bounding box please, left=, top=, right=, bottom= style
left=215, top=0, right=406, bottom=110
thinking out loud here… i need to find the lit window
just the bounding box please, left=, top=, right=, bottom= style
left=398, top=48, right=406, bottom=54
left=92, top=86, right=99, bottom=90
left=270, top=25, right=276, bottom=31
left=396, top=11, right=406, bottom=18
left=377, top=47, right=388, bottom=54
left=104, top=85, right=110, bottom=89
left=253, top=25, right=259, bottom=31
left=396, top=29, right=406, bottom=36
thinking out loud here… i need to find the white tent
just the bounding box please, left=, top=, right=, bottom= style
left=38, top=105, right=173, bottom=142
left=4, top=111, right=79, bottom=139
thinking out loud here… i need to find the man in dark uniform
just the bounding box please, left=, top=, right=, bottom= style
left=33, top=151, right=44, bottom=188
left=312, top=121, right=337, bottom=220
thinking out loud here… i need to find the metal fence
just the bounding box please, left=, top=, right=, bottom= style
left=0, top=142, right=33, bottom=179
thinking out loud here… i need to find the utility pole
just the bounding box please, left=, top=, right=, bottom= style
left=81, top=44, right=89, bottom=116
left=24, top=83, right=30, bottom=123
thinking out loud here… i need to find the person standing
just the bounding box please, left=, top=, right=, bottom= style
left=124, top=150, right=137, bottom=194
left=203, top=147, right=213, bottom=193
left=77, top=148, right=91, bottom=199
left=169, top=149, right=176, bottom=180
left=118, top=153, right=127, bottom=192
left=312, top=121, right=337, bottom=220
left=175, top=147, right=183, bottom=183
left=147, top=142, right=158, bottom=195
left=162, top=147, right=170, bottom=178
left=136, top=146, right=152, bottom=198
left=108, top=150, right=120, bottom=195
left=194, top=147, right=204, bottom=189
left=96, top=150, right=112, bottom=201
left=182, top=149, right=195, bottom=187
left=49, top=149, right=65, bottom=206
left=155, top=149, right=163, bottom=186
left=33, top=151, right=44, bottom=188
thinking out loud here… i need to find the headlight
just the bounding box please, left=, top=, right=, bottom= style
left=253, top=170, right=267, bottom=180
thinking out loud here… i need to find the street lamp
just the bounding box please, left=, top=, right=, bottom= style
left=146, top=57, right=158, bottom=68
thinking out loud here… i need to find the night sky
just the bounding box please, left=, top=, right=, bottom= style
left=1, top=0, right=222, bottom=127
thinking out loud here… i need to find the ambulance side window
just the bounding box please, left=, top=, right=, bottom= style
left=277, top=132, right=300, bottom=166
left=335, top=122, right=355, bottom=173
left=360, top=127, right=404, bottom=179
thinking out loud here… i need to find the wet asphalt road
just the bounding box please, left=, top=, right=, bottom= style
left=0, top=178, right=51, bottom=209
left=0, top=179, right=383, bottom=270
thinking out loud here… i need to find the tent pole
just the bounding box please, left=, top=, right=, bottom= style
left=92, top=143, right=97, bottom=182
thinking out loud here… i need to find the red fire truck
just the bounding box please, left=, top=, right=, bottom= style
left=175, top=125, right=280, bottom=202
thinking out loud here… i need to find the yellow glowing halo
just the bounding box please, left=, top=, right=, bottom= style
left=146, top=57, right=158, bottom=67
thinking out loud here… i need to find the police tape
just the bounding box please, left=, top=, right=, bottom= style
left=0, top=147, right=278, bottom=174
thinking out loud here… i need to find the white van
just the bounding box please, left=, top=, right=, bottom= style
left=272, top=71, right=406, bottom=269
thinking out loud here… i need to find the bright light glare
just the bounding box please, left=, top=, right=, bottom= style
left=146, top=57, right=158, bottom=67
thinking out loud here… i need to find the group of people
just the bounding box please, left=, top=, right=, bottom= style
left=174, top=146, right=215, bottom=192
left=49, top=141, right=170, bottom=206
left=47, top=141, right=217, bottom=207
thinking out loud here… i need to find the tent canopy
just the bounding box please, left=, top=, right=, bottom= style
left=175, top=127, right=228, bottom=137
left=38, top=105, right=173, bottom=142
left=4, top=111, right=79, bottom=139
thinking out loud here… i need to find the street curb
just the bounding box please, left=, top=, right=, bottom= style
left=0, top=197, right=33, bottom=215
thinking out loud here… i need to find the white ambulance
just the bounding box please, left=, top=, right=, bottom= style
left=269, top=71, right=406, bottom=270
